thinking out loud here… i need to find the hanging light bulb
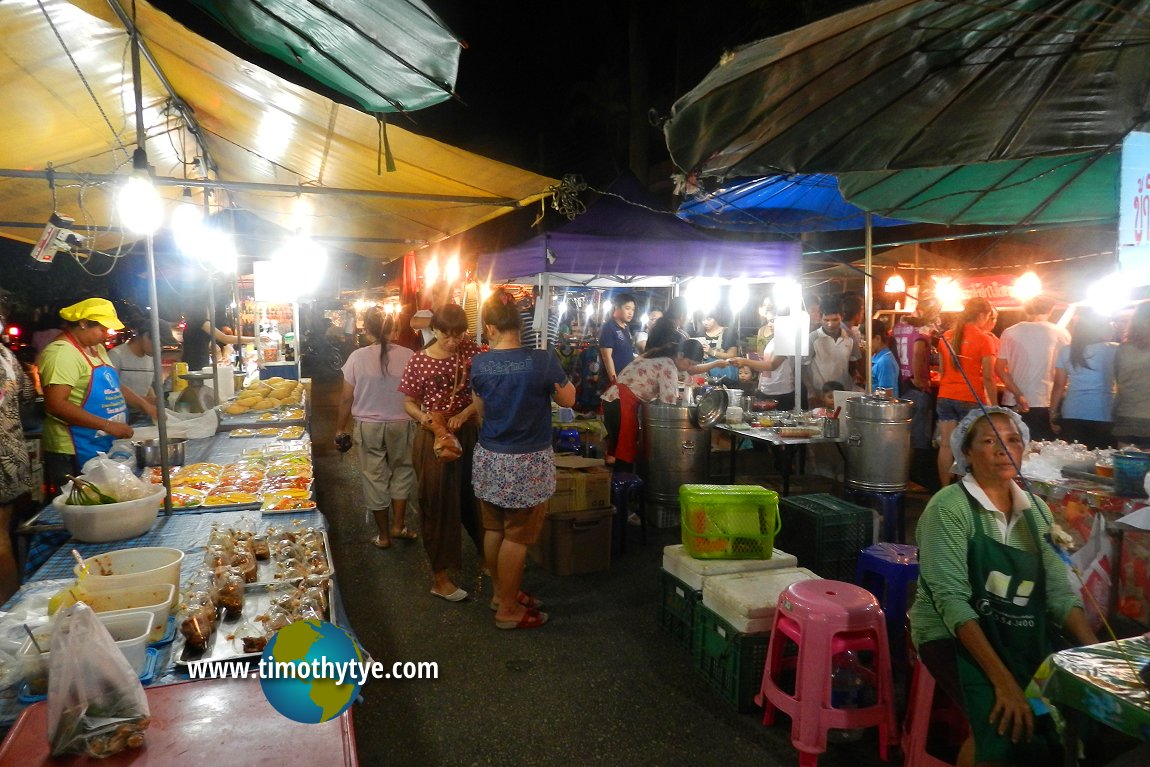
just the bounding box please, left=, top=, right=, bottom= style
left=424, top=258, right=440, bottom=286
left=729, top=281, right=749, bottom=314
left=171, top=187, right=204, bottom=256
left=118, top=149, right=162, bottom=234
left=1011, top=271, right=1042, bottom=302
left=445, top=254, right=460, bottom=284
left=291, top=193, right=313, bottom=236
left=884, top=273, right=907, bottom=294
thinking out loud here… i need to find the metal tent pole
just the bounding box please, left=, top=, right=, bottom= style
left=864, top=212, right=873, bottom=394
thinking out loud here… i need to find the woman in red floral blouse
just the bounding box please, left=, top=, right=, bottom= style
left=400, top=304, right=482, bottom=602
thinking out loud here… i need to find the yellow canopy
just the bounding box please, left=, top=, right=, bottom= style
left=0, top=0, right=555, bottom=262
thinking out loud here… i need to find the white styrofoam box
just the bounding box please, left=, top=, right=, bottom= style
left=702, top=567, right=819, bottom=634
left=661, top=544, right=799, bottom=592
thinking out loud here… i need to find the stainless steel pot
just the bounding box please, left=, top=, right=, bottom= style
left=640, top=403, right=708, bottom=527
left=844, top=395, right=913, bottom=491
left=133, top=438, right=187, bottom=467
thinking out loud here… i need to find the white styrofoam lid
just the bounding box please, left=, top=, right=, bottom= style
left=703, top=567, right=819, bottom=619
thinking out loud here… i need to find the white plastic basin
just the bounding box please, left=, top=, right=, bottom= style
left=54, top=583, right=176, bottom=642
left=53, top=486, right=165, bottom=543
left=73, top=546, right=185, bottom=594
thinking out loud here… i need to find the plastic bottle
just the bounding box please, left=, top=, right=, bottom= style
left=828, top=650, right=867, bottom=743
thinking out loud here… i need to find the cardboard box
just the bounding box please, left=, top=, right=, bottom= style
left=548, top=466, right=612, bottom=514
left=530, top=506, right=614, bottom=575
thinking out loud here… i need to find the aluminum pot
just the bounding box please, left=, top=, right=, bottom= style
left=133, top=438, right=187, bottom=467
left=844, top=395, right=913, bottom=491
left=640, top=403, right=708, bottom=527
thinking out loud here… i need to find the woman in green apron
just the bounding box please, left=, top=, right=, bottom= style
left=909, top=407, right=1098, bottom=766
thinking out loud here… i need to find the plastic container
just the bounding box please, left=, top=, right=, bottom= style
left=724, top=406, right=744, bottom=424
left=53, top=486, right=165, bottom=543
left=775, top=494, right=872, bottom=580
left=691, top=602, right=771, bottom=711
left=52, top=583, right=176, bottom=642
left=18, top=610, right=153, bottom=695
left=701, top=567, right=819, bottom=634
left=679, top=484, right=780, bottom=559
left=657, top=569, right=701, bottom=651
left=1113, top=451, right=1150, bottom=497
left=662, top=543, right=798, bottom=591
left=73, top=546, right=185, bottom=594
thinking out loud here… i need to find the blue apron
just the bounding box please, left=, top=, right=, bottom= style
left=63, top=333, right=128, bottom=467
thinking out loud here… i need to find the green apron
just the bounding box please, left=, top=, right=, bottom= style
left=956, top=485, right=1058, bottom=763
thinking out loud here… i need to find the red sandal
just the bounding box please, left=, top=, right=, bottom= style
left=495, top=608, right=549, bottom=630
left=489, top=591, right=544, bottom=612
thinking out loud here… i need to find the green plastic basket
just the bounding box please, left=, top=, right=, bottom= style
left=679, top=484, right=780, bottom=559
left=656, top=569, right=700, bottom=652
left=775, top=493, right=871, bottom=580
left=692, top=602, right=771, bottom=712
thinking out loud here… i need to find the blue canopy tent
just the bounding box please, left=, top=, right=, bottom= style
left=475, top=175, right=801, bottom=286
left=677, top=174, right=909, bottom=233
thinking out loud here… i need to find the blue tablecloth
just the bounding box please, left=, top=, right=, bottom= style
left=0, top=430, right=334, bottom=730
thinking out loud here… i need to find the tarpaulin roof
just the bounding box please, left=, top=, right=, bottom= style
left=475, top=175, right=801, bottom=284
left=0, top=0, right=555, bottom=263
left=182, top=0, right=461, bottom=114
left=677, top=174, right=910, bottom=232
left=664, top=0, right=1150, bottom=180
left=837, top=151, right=1119, bottom=226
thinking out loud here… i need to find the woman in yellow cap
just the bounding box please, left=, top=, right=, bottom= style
left=38, top=298, right=154, bottom=494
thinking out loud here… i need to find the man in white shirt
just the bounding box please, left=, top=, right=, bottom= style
left=804, top=296, right=862, bottom=407
left=994, top=296, right=1069, bottom=441
left=108, top=319, right=177, bottom=423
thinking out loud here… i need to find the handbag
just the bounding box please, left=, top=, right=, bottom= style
left=428, top=412, right=462, bottom=463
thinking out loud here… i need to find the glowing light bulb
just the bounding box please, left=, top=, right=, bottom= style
left=118, top=175, right=162, bottom=234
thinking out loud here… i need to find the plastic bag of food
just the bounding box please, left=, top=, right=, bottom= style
left=78, top=454, right=152, bottom=501
left=46, top=603, right=150, bottom=757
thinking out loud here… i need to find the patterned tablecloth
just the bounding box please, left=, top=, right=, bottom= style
left=1028, top=477, right=1150, bottom=626
left=1030, top=637, right=1150, bottom=742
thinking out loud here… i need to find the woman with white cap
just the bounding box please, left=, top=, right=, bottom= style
left=38, top=298, right=150, bottom=494
left=909, top=407, right=1097, bottom=767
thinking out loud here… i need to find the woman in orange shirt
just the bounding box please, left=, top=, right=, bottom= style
left=936, top=298, right=997, bottom=485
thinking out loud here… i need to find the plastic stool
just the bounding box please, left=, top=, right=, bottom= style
left=902, top=658, right=968, bottom=767
left=755, top=579, right=898, bottom=767
left=854, top=543, right=919, bottom=664
left=845, top=488, right=905, bottom=543
left=555, top=427, right=581, bottom=454
left=610, top=472, right=646, bottom=553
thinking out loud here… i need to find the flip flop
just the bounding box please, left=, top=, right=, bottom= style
left=489, top=591, right=544, bottom=611
left=495, top=608, right=549, bottom=630
left=430, top=587, right=469, bottom=602
left=371, top=535, right=391, bottom=549
left=390, top=527, right=418, bottom=540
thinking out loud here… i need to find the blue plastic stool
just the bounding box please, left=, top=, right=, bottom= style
left=854, top=543, right=919, bottom=665
left=554, top=427, right=581, bottom=454
left=610, top=472, right=646, bottom=553
left=845, top=488, right=906, bottom=543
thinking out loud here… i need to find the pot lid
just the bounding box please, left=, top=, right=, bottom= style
left=696, top=388, right=729, bottom=429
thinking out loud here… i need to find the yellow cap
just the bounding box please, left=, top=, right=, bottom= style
left=58, top=298, right=125, bottom=330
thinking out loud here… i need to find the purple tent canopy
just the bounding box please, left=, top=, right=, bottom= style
left=476, top=175, right=801, bottom=283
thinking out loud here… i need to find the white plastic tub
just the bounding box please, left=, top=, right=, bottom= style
left=54, top=583, right=176, bottom=642
left=18, top=610, right=153, bottom=695
left=73, top=546, right=185, bottom=594
left=53, top=486, right=164, bottom=543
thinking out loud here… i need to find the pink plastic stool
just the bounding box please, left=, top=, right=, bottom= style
left=755, top=579, right=899, bottom=767
left=902, top=658, right=968, bottom=767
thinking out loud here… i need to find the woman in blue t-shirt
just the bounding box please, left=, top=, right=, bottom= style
left=1051, top=309, right=1116, bottom=449
left=471, top=290, right=575, bottom=630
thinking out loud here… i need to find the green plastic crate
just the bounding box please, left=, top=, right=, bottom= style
left=691, top=601, right=771, bottom=712
left=679, top=484, right=780, bottom=559
left=656, top=569, right=700, bottom=652
left=775, top=494, right=871, bottom=580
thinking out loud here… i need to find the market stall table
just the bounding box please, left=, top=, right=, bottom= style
left=0, top=677, right=357, bottom=765
left=714, top=422, right=845, bottom=495
left=1030, top=637, right=1150, bottom=767
left=1027, top=476, right=1150, bottom=628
